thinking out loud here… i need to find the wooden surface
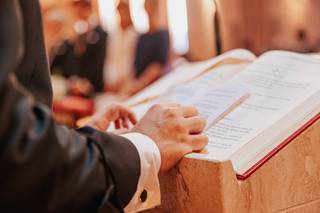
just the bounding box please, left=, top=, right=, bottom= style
left=217, top=0, right=320, bottom=55
left=145, top=117, right=320, bottom=213
left=186, top=0, right=216, bottom=61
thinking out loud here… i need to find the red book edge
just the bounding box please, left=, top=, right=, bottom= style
left=236, top=112, right=320, bottom=181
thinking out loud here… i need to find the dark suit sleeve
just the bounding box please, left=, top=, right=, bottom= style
left=15, top=0, right=53, bottom=107
left=0, top=1, right=140, bottom=212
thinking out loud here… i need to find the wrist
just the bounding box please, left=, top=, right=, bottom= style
left=121, top=132, right=162, bottom=211
left=121, top=132, right=161, bottom=172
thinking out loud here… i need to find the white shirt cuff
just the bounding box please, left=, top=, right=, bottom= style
left=121, top=133, right=161, bottom=213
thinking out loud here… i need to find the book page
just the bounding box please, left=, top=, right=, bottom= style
left=126, top=49, right=255, bottom=106
left=188, top=51, right=320, bottom=162
left=130, top=54, right=253, bottom=121
left=159, top=83, right=249, bottom=129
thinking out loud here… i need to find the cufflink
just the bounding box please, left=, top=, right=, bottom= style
left=140, top=189, right=148, bottom=203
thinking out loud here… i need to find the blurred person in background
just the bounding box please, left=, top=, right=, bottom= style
left=42, top=9, right=66, bottom=61
left=51, top=0, right=107, bottom=94
left=103, top=0, right=139, bottom=93
left=0, top=0, right=208, bottom=212
left=120, top=0, right=170, bottom=95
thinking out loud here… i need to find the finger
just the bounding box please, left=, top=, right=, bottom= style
left=105, top=106, right=119, bottom=122
left=163, top=107, right=183, bottom=119
left=119, top=106, right=137, bottom=125
left=128, top=111, right=137, bottom=125
left=115, top=119, right=121, bottom=129
left=122, top=118, right=129, bottom=129
left=186, top=135, right=209, bottom=151
left=185, top=117, right=207, bottom=133
left=181, top=106, right=198, bottom=118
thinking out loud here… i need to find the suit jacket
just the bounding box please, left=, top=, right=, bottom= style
left=0, top=1, right=140, bottom=212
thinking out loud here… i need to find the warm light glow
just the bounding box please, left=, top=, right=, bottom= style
left=129, top=0, right=149, bottom=33
left=98, top=0, right=149, bottom=33
left=167, top=0, right=189, bottom=54
left=97, top=0, right=118, bottom=32
left=283, top=0, right=308, bottom=24
left=98, top=0, right=190, bottom=54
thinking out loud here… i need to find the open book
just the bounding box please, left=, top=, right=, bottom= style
left=126, top=49, right=320, bottom=179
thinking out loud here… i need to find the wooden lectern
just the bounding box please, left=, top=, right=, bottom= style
left=145, top=117, right=320, bottom=212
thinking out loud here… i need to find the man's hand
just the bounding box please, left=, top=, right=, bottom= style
left=130, top=103, right=208, bottom=172
left=91, top=103, right=137, bottom=131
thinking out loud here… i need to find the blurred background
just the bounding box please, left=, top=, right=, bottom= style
left=41, top=0, right=320, bottom=60
left=40, top=0, right=320, bottom=126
